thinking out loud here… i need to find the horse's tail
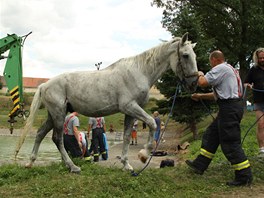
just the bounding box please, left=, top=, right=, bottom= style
left=15, top=85, right=43, bottom=158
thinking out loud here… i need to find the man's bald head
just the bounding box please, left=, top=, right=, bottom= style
left=210, top=50, right=225, bottom=60
left=209, top=50, right=225, bottom=67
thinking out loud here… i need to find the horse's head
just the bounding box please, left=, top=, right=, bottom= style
left=169, top=33, right=198, bottom=93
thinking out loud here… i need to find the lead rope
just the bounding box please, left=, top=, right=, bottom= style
left=131, top=84, right=181, bottom=176
left=200, top=99, right=216, bottom=120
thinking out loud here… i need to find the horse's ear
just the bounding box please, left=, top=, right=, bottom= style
left=192, top=43, right=197, bottom=48
left=181, top=32, right=189, bottom=45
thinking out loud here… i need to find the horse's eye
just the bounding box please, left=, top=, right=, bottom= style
left=183, top=54, right=189, bottom=59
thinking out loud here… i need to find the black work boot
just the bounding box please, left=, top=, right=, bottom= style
left=186, top=154, right=212, bottom=175
left=94, top=155, right=99, bottom=162
left=102, top=153, right=107, bottom=160
left=226, top=177, right=252, bottom=187
left=185, top=160, right=204, bottom=175
left=226, top=167, right=253, bottom=187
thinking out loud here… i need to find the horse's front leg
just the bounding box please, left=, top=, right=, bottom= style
left=52, top=127, right=81, bottom=173
left=121, top=114, right=134, bottom=171
left=25, top=115, right=53, bottom=168
left=121, top=101, right=157, bottom=164
left=138, top=118, right=156, bottom=164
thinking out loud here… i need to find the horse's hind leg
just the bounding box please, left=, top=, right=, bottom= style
left=121, top=114, right=134, bottom=171
left=52, top=127, right=81, bottom=173
left=26, top=113, right=53, bottom=168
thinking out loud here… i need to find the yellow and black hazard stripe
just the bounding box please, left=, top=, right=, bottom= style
left=8, top=86, right=21, bottom=117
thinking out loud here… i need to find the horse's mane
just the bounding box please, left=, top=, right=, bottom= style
left=134, top=37, right=181, bottom=71
left=106, top=37, right=182, bottom=72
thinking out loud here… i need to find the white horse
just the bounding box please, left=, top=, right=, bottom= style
left=15, top=33, right=198, bottom=173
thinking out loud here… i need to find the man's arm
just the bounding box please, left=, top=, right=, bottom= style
left=102, top=118, right=106, bottom=132
left=73, top=126, right=82, bottom=148
left=191, top=92, right=215, bottom=101
left=197, top=71, right=209, bottom=87
left=87, top=124, right=92, bottom=139
left=244, top=83, right=253, bottom=89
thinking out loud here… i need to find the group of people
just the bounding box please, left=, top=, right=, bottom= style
left=63, top=110, right=164, bottom=162
left=186, top=48, right=264, bottom=187
left=63, top=112, right=108, bottom=162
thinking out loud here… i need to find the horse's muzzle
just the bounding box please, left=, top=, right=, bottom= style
left=182, top=75, right=199, bottom=93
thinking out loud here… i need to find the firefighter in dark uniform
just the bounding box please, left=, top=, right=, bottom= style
left=186, top=50, right=253, bottom=186
left=87, top=117, right=107, bottom=162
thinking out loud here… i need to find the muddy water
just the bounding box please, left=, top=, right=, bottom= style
left=0, top=131, right=121, bottom=166
left=0, top=136, right=61, bottom=165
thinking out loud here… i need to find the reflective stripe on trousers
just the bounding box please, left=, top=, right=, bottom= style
left=232, top=160, right=250, bottom=171
left=200, top=148, right=214, bottom=159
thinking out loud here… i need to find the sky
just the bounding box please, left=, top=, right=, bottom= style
left=0, top=0, right=171, bottom=78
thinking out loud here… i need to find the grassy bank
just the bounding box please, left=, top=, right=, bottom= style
left=0, top=111, right=264, bottom=197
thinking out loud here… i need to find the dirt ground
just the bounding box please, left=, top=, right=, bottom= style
left=98, top=130, right=183, bottom=170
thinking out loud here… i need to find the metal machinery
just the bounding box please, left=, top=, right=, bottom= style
left=0, top=32, right=32, bottom=133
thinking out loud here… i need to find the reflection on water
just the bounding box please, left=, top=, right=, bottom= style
left=0, top=136, right=61, bottom=165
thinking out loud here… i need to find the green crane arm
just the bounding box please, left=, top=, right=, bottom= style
left=0, top=32, right=31, bottom=133
left=1, top=34, right=24, bottom=116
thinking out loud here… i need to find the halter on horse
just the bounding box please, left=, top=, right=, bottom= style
left=15, top=33, right=198, bottom=173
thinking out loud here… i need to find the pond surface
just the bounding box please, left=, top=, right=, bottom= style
left=0, top=136, right=61, bottom=165
left=0, top=133, right=121, bottom=166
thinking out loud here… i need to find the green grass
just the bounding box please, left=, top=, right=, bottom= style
left=0, top=160, right=258, bottom=198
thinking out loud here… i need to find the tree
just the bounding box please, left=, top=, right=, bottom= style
left=153, top=0, right=264, bottom=80
left=150, top=1, right=216, bottom=139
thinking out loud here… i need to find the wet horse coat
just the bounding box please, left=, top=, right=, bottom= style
left=16, top=33, right=198, bottom=173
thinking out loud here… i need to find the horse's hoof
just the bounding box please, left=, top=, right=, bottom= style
left=138, top=149, right=148, bottom=164
left=25, top=162, right=32, bottom=168
left=70, top=166, right=81, bottom=174
left=124, top=164, right=134, bottom=171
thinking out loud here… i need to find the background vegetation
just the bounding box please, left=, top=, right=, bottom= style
left=0, top=93, right=159, bottom=132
